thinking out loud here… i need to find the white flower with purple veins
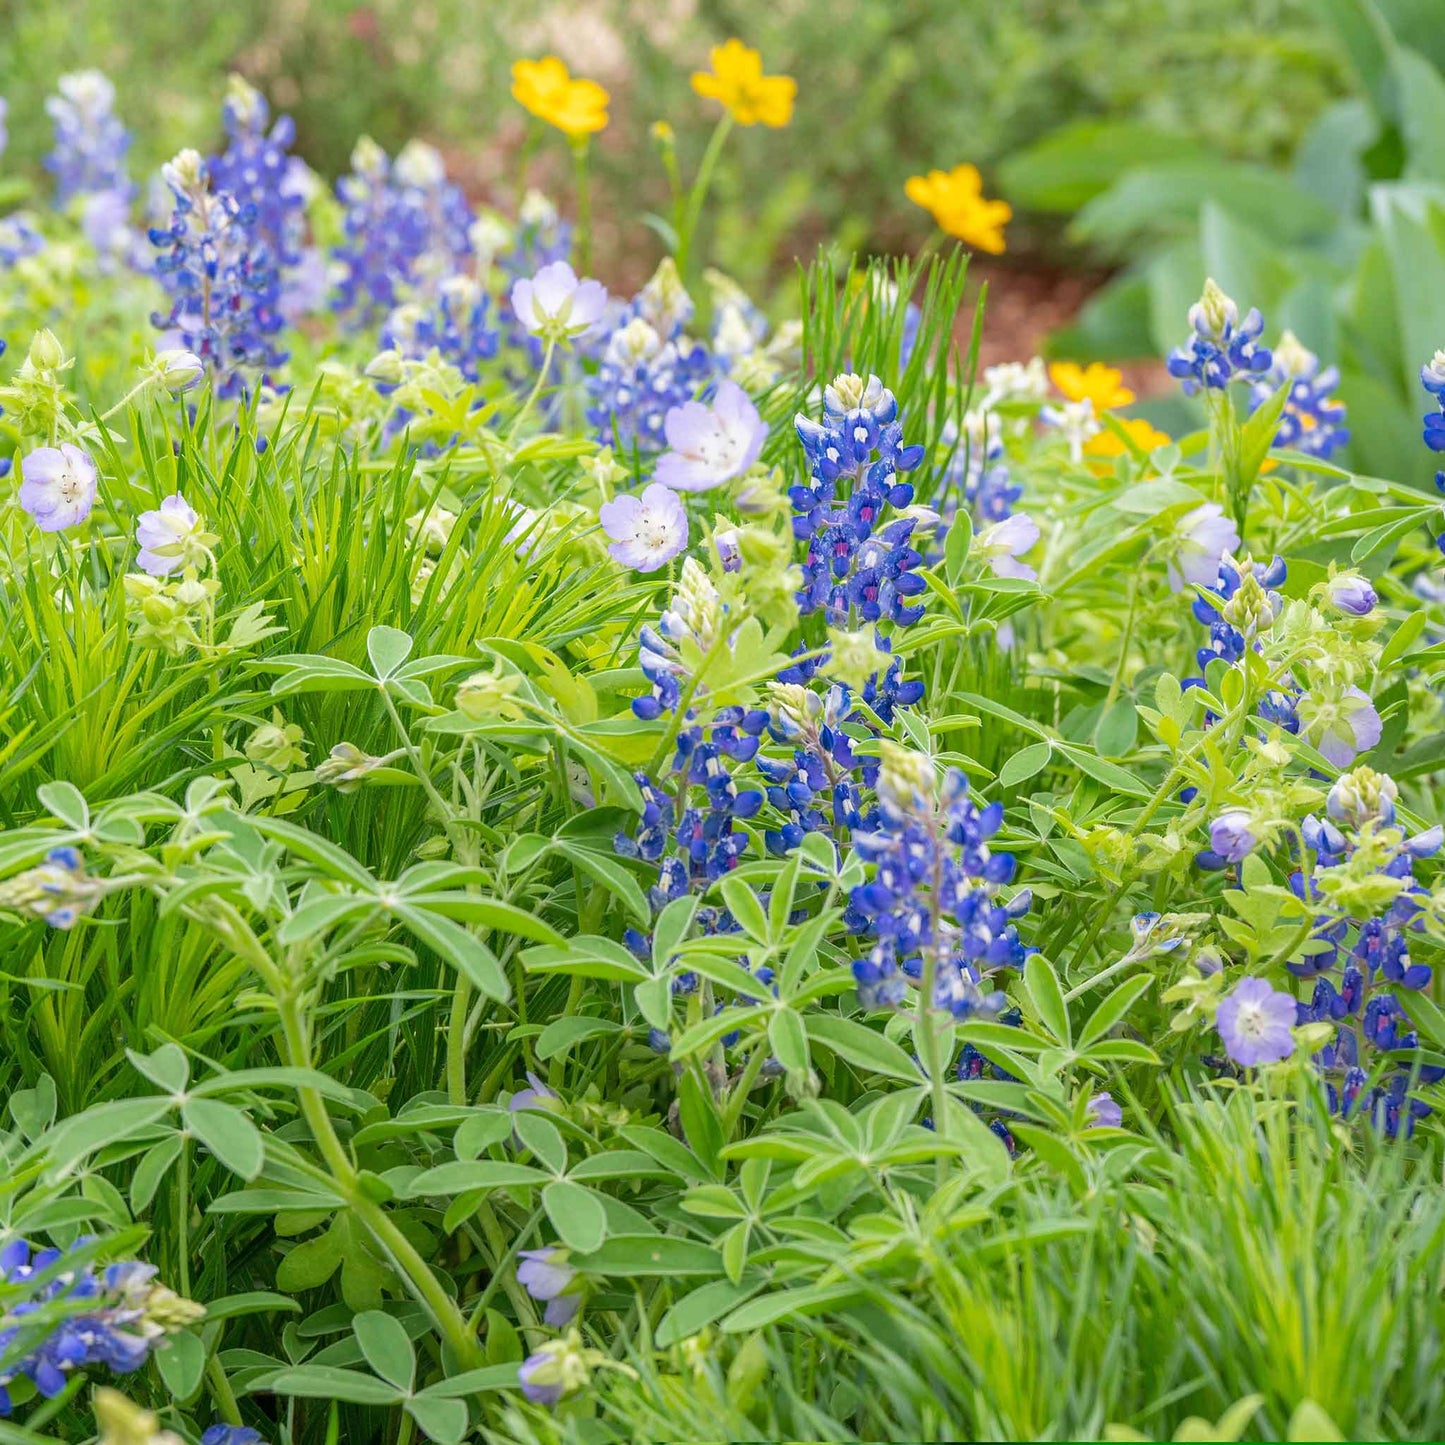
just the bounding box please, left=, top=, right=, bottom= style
left=975, top=513, right=1040, bottom=580
left=598, top=483, right=689, bottom=572
left=1208, top=809, right=1258, bottom=863
left=18, top=444, right=99, bottom=532
left=1298, top=686, right=1382, bottom=768
left=1325, top=571, right=1376, bottom=616
left=1085, top=1093, right=1123, bottom=1129
left=1040, top=397, right=1100, bottom=461
left=654, top=380, right=769, bottom=493
left=511, top=261, right=608, bottom=344
left=1215, top=975, right=1297, bottom=1067
left=135, top=494, right=212, bottom=576
left=1167, top=503, right=1239, bottom=591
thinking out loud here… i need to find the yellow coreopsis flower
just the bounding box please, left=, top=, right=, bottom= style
left=904, top=164, right=1011, bottom=254
left=691, top=40, right=796, bottom=127
left=511, top=57, right=610, bottom=139
left=1085, top=416, right=1172, bottom=459
left=1050, top=360, right=1136, bottom=411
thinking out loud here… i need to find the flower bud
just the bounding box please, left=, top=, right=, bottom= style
left=245, top=710, right=308, bottom=771
left=315, top=742, right=386, bottom=792
left=151, top=348, right=205, bottom=393
left=27, top=328, right=65, bottom=371
left=1324, top=570, right=1376, bottom=616
left=455, top=665, right=523, bottom=721
left=1326, top=764, right=1398, bottom=829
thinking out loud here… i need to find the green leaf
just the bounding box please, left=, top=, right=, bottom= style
left=182, top=1098, right=265, bottom=1180
left=127, top=1042, right=189, bottom=1095
left=155, top=1329, right=206, bottom=1401
left=405, top=1161, right=551, bottom=1196
left=535, top=1016, right=619, bottom=1060
left=999, top=742, right=1052, bottom=788
left=265, top=654, right=376, bottom=697
left=406, top=892, right=564, bottom=946
left=353, top=1310, right=415, bottom=1392
left=767, top=1008, right=810, bottom=1074
left=1094, top=697, right=1138, bottom=759
left=944, top=505, right=973, bottom=587
left=36, top=781, right=88, bottom=831
left=423, top=1363, right=529, bottom=1398
left=406, top=1396, right=469, bottom=1444
left=543, top=1180, right=608, bottom=1252
left=1078, top=975, right=1154, bottom=1050
left=395, top=907, right=510, bottom=1001
left=367, top=625, right=415, bottom=679
left=45, top=1098, right=173, bottom=1170
left=719, top=875, right=769, bottom=942
left=1024, top=955, right=1071, bottom=1047
left=571, top=1234, right=723, bottom=1276
left=678, top=1068, right=726, bottom=1177
left=553, top=841, right=650, bottom=927
left=267, top=1365, right=404, bottom=1407
left=1287, top=1399, right=1345, bottom=1442
left=131, top=1134, right=184, bottom=1214
left=806, top=1014, right=921, bottom=1082
left=657, top=1278, right=766, bottom=1348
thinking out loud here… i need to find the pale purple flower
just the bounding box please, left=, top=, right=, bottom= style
left=1215, top=975, right=1296, bottom=1066
left=518, top=1248, right=580, bottom=1327
left=654, top=380, right=768, bottom=493
left=1085, top=1093, right=1123, bottom=1129
left=1298, top=687, right=1382, bottom=768
left=1208, top=809, right=1257, bottom=863
left=18, top=443, right=98, bottom=532
left=1325, top=572, right=1376, bottom=616
left=975, top=513, right=1040, bottom=580
left=80, top=188, right=133, bottom=267
left=135, top=494, right=205, bottom=576
left=510, top=261, right=608, bottom=342
left=519, top=1349, right=565, bottom=1406
left=509, top=1070, right=557, bottom=1114
left=599, top=483, right=689, bottom=573
left=1167, top=503, right=1239, bottom=591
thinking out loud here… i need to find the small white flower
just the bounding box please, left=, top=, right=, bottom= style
left=393, top=139, right=447, bottom=190
left=135, top=494, right=213, bottom=576
left=1041, top=398, right=1100, bottom=462
left=1168, top=504, right=1239, bottom=592
left=976, top=513, right=1040, bottom=580
left=510, top=262, right=609, bottom=344
left=654, top=381, right=769, bottom=493
left=598, top=484, right=689, bottom=573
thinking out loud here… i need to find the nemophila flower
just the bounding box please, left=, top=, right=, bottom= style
left=511, top=56, right=610, bottom=138
left=654, top=380, right=768, bottom=492
left=519, top=1330, right=600, bottom=1407
left=1167, top=503, right=1239, bottom=592
left=0, top=1241, right=202, bottom=1413
left=135, top=494, right=215, bottom=576
left=1167, top=279, right=1271, bottom=394
left=1215, top=976, right=1296, bottom=1066
left=1249, top=330, right=1349, bottom=459
left=691, top=40, right=796, bottom=128
left=1201, top=809, right=1258, bottom=869
left=18, top=443, right=98, bottom=532
left=905, top=164, right=1011, bottom=253
left=518, top=1248, right=580, bottom=1326
left=599, top=483, right=689, bottom=572
left=511, top=261, right=608, bottom=344
left=1049, top=361, right=1134, bottom=411
left=149, top=147, right=287, bottom=396
left=1086, top=1093, right=1123, bottom=1129
left=1298, top=686, right=1382, bottom=768
left=45, top=70, right=131, bottom=204
left=975, top=513, right=1040, bottom=580
left=0, top=846, right=104, bottom=929
left=1040, top=398, right=1100, bottom=461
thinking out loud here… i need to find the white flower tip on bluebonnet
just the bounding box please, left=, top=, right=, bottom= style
left=1272, top=329, right=1317, bottom=380
left=161, top=147, right=205, bottom=194
left=1326, top=764, right=1398, bottom=829
left=655, top=379, right=768, bottom=494
left=1324, top=570, right=1377, bottom=616
left=976, top=512, right=1040, bottom=580
left=1168, top=503, right=1239, bottom=592
left=151, top=348, right=205, bottom=393
left=1189, top=277, right=1239, bottom=340
left=468, top=211, right=514, bottom=268
left=1421, top=349, right=1445, bottom=395
left=605, top=317, right=663, bottom=368
left=393, top=139, right=447, bottom=191
left=350, top=134, right=388, bottom=179
left=511, top=261, right=609, bottom=344
left=824, top=371, right=886, bottom=416
left=518, top=188, right=560, bottom=230
left=638, top=256, right=695, bottom=336
left=877, top=738, right=935, bottom=820
left=54, top=69, right=117, bottom=120
left=598, top=482, right=689, bottom=572
left=134, top=493, right=210, bottom=576
left=18, top=443, right=98, bottom=533
left=224, top=72, right=266, bottom=131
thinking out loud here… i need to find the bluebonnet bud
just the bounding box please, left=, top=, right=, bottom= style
left=1167, top=279, right=1272, bottom=394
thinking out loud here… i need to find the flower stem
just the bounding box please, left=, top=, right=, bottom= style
left=572, top=138, right=593, bottom=274
left=676, top=115, right=734, bottom=282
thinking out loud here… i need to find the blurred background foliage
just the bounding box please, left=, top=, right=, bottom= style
left=4, top=0, right=1445, bottom=478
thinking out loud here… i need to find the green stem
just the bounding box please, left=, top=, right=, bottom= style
left=676, top=115, right=734, bottom=281
left=447, top=973, right=472, bottom=1108
left=507, top=336, right=559, bottom=445
left=206, top=1353, right=244, bottom=1427
left=572, top=138, right=593, bottom=275
left=176, top=1134, right=192, bottom=1297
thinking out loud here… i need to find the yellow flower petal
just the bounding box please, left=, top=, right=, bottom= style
left=1049, top=361, right=1135, bottom=411
left=691, top=38, right=796, bottom=127
left=512, top=55, right=610, bottom=138
left=905, top=164, right=1010, bottom=253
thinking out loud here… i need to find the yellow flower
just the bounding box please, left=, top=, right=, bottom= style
left=1085, top=416, right=1172, bottom=459
left=511, top=57, right=610, bottom=139
left=691, top=40, right=796, bottom=128
left=1049, top=360, right=1135, bottom=411
left=904, top=164, right=1011, bottom=254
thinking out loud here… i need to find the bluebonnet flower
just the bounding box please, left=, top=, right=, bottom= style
left=209, top=77, right=306, bottom=282
left=379, top=275, right=500, bottom=383
left=498, top=189, right=572, bottom=283
left=1248, top=331, right=1349, bottom=459
left=791, top=374, right=927, bottom=629
left=1188, top=553, right=1286, bottom=675
left=0, top=1241, right=201, bottom=1414
left=0, top=213, right=44, bottom=269
left=847, top=743, right=1030, bottom=1019
left=1167, top=279, right=1272, bottom=394
left=201, top=1429, right=267, bottom=1445
left=0, top=846, right=104, bottom=928
left=148, top=148, right=286, bottom=397
left=44, top=71, right=130, bottom=205
left=331, top=137, right=472, bottom=327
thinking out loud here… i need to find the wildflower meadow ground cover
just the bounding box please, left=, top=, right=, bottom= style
left=5, top=33, right=1445, bottom=1445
